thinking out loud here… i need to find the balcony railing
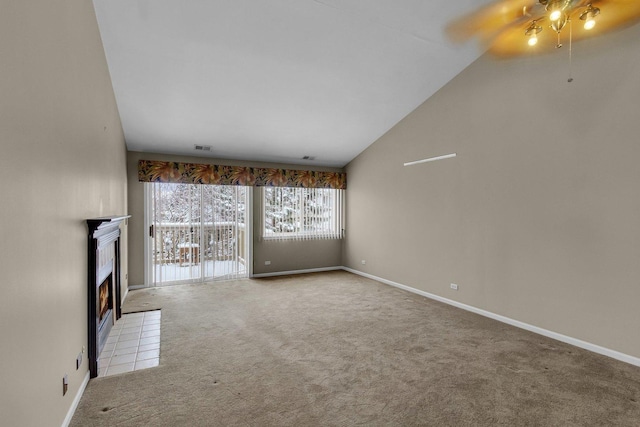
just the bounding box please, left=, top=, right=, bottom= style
left=152, top=221, right=246, bottom=266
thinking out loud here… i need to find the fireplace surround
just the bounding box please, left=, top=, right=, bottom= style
left=87, top=215, right=130, bottom=378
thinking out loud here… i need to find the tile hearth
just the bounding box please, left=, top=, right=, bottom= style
left=98, top=310, right=161, bottom=377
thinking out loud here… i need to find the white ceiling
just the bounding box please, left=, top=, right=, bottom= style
left=93, top=0, right=490, bottom=168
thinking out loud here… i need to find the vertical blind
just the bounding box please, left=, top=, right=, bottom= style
left=202, top=184, right=248, bottom=280
left=262, top=187, right=344, bottom=241
left=149, top=182, right=249, bottom=285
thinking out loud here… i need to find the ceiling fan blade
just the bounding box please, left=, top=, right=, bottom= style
left=486, top=20, right=559, bottom=56
left=446, top=0, right=540, bottom=43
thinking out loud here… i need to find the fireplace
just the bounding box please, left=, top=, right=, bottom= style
left=98, top=275, right=112, bottom=324
left=97, top=273, right=113, bottom=356
left=87, top=215, right=130, bottom=378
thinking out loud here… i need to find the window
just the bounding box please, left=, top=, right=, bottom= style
left=262, top=187, right=344, bottom=240
left=146, top=182, right=250, bottom=285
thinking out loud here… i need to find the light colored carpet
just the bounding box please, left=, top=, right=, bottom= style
left=71, top=271, right=640, bottom=426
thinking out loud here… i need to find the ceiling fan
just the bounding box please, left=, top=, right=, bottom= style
left=447, top=0, right=640, bottom=57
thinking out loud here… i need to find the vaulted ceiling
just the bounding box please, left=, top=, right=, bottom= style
left=93, top=0, right=491, bottom=167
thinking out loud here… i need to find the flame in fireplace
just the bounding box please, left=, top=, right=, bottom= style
left=99, top=277, right=111, bottom=322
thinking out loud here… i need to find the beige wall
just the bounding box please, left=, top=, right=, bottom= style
left=252, top=196, right=343, bottom=275
left=344, top=24, right=640, bottom=359
left=126, top=151, right=342, bottom=285
left=0, top=1, right=128, bottom=426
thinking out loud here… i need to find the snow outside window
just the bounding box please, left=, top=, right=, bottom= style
left=261, top=187, right=344, bottom=241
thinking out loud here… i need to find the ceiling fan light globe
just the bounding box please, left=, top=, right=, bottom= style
left=579, top=4, right=600, bottom=30
left=549, top=9, right=562, bottom=21
left=528, top=35, right=538, bottom=46
left=550, top=13, right=568, bottom=32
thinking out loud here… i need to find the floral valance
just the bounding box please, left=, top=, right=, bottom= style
left=138, top=160, right=346, bottom=189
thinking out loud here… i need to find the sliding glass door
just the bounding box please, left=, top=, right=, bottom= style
left=145, top=182, right=250, bottom=286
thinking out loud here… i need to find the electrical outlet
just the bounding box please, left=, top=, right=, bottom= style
left=361, top=260, right=366, bottom=265
left=450, top=283, right=459, bottom=291
left=76, top=353, right=82, bottom=370
left=62, top=374, right=68, bottom=396
left=264, top=260, right=271, bottom=266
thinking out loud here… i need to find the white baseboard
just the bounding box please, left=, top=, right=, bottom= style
left=61, top=371, right=90, bottom=427
left=342, top=267, right=640, bottom=368
left=251, top=266, right=342, bottom=278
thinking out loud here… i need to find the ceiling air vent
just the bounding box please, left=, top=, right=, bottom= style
left=302, top=156, right=316, bottom=161
left=194, top=145, right=212, bottom=152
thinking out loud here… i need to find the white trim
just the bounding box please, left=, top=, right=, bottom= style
left=143, top=183, right=152, bottom=287
left=342, top=267, right=640, bottom=368
left=261, top=234, right=344, bottom=242
left=61, top=371, right=90, bottom=427
left=403, top=153, right=456, bottom=167
left=246, top=186, right=254, bottom=278
left=251, top=266, right=342, bottom=278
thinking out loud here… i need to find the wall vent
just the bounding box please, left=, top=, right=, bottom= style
left=194, top=145, right=212, bottom=152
